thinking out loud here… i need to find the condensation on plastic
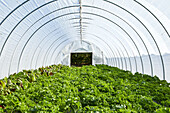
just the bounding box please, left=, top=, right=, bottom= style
left=0, top=0, right=170, bottom=82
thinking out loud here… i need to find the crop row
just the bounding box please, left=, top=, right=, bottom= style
left=0, top=64, right=170, bottom=112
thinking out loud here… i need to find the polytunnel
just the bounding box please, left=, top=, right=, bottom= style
left=0, top=0, right=170, bottom=82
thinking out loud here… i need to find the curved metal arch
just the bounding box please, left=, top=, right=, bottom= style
left=8, top=28, right=59, bottom=75
left=53, top=39, right=112, bottom=65
left=49, top=32, right=121, bottom=69
left=42, top=34, right=78, bottom=66
left=45, top=38, right=73, bottom=66
left=9, top=10, right=89, bottom=74
left=16, top=11, right=143, bottom=73
left=77, top=23, right=133, bottom=71
left=6, top=5, right=90, bottom=74
left=54, top=40, right=115, bottom=66
left=83, top=12, right=143, bottom=72
left=30, top=29, right=59, bottom=63
left=16, top=12, right=82, bottom=72
left=134, top=0, right=170, bottom=38
left=72, top=22, right=90, bottom=25
left=34, top=34, right=87, bottom=68
left=0, top=0, right=30, bottom=25
left=31, top=29, right=60, bottom=69
left=81, top=33, right=126, bottom=70
left=93, top=24, right=133, bottom=71
left=83, top=5, right=153, bottom=75
left=0, top=0, right=58, bottom=57
left=34, top=34, right=70, bottom=69
left=104, top=0, right=165, bottom=79
left=75, top=26, right=133, bottom=70
left=51, top=37, right=120, bottom=67
left=5, top=5, right=145, bottom=74
left=30, top=23, right=91, bottom=69
left=46, top=12, right=142, bottom=72
left=0, top=0, right=165, bottom=77
left=29, top=25, right=112, bottom=70
left=43, top=31, right=117, bottom=67
left=9, top=19, right=84, bottom=75
left=20, top=4, right=149, bottom=72
left=69, top=17, right=93, bottom=20
left=51, top=37, right=117, bottom=68
left=36, top=35, right=113, bottom=69
left=8, top=7, right=151, bottom=73
left=49, top=32, right=122, bottom=68
left=19, top=5, right=82, bottom=41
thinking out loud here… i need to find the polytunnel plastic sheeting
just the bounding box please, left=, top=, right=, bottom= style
left=0, top=0, right=170, bottom=82
left=56, top=40, right=106, bottom=66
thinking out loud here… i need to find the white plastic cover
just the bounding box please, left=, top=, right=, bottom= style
left=0, top=0, right=170, bottom=82
left=56, top=40, right=106, bottom=66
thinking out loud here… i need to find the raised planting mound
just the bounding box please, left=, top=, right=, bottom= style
left=0, top=64, right=170, bottom=112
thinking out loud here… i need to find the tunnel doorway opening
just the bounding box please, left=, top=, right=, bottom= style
left=70, top=52, right=92, bottom=67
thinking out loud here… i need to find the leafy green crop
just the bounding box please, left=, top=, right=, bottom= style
left=0, top=64, right=170, bottom=112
